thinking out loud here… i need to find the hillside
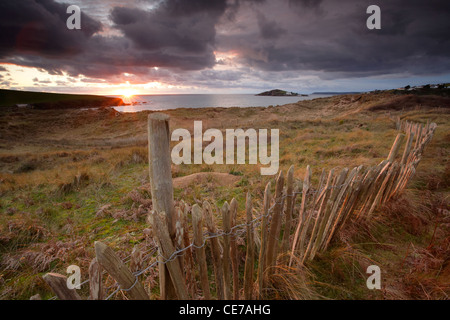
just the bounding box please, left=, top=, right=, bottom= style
left=0, top=89, right=124, bottom=109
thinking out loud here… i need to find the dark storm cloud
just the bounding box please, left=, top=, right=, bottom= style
left=288, top=0, right=323, bottom=9
left=1, top=0, right=450, bottom=84
left=256, top=12, right=286, bottom=39
left=199, top=69, right=244, bottom=81
left=0, top=0, right=102, bottom=58
left=0, top=0, right=231, bottom=77
left=224, top=0, right=267, bottom=20
left=219, top=0, right=450, bottom=78
left=110, top=0, right=227, bottom=55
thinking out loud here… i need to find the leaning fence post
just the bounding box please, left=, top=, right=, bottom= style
left=401, top=131, right=414, bottom=165
left=229, top=198, right=240, bottom=300
left=89, top=257, right=103, bottom=300
left=192, top=204, right=211, bottom=300
left=43, top=273, right=82, bottom=300
left=222, top=201, right=232, bottom=300
left=257, top=182, right=271, bottom=299
left=148, top=211, right=189, bottom=300
left=243, top=192, right=254, bottom=300
left=181, top=203, right=196, bottom=297
left=387, top=133, right=405, bottom=163
left=290, top=165, right=311, bottom=266
left=203, top=201, right=225, bottom=300
left=317, top=167, right=351, bottom=252
left=367, top=162, right=398, bottom=219
left=303, top=169, right=333, bottom=262
left=95, top=241, right=149, bottom=300
left=358, top=161, right=389, bottom=218
left=266, top=171, right=284, bottom=277
left=147, top=112, right=177, bottom=299
left=281, top=166, right=295, bottom=265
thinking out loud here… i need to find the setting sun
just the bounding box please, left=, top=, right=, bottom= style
left=119, top=89, right=137, bottom=98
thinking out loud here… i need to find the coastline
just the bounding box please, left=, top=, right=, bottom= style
left=111, top=93, right=335, bottom=112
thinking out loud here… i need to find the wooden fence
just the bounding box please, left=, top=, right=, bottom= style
left=40, top=115, right=437, bottom=300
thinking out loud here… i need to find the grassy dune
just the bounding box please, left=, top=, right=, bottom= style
left=0, top=91, right=449, bottom=299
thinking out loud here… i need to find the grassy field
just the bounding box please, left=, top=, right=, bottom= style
left=0, top=90, right=448, bottom=300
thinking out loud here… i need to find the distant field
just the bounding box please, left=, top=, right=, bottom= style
left=0, top=89, right=123, bottom=108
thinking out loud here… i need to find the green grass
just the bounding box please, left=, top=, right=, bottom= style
left=0, top=89, right=118, bottom=107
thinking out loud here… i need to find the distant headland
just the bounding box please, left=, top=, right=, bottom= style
left=0, top=89, right=124, bottom=109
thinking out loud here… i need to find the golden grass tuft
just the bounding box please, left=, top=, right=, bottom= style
left=262, top=253, right=322, bottom=300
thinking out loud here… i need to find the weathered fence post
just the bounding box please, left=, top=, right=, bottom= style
left=323, top=166, right=361, bottom=251
left=95, top=241, right=149, bottom=300
left=387, top=133, right=405, bottom=162
left=367, top=163, right=398, bottom=218
left=266, top=171, right=284, bottom=278
left=303, top=169, right=334, bottom=262
left=148, top=211, right=189, bottom=300
left=229, top=198, right=240, bottom=300
left=180, top=202, right=196, bottom=297
left=337, top=167, right=365, bottom=229
left=358, top=160, right=389, bottom=219
left=147, top=112, right=176, bottom=299
left=290, top=165, right=311, bottom=266
left=175, top=208, right=185, bottom=272
left=281, top=166, right=295, bottom=265
left=257, top=182, right=271, bottom=299
left=43, top=273, right=82, bottom=300
left=414, top=123, right=422, bottom=150
left=401, top=131, right=414, bottom=165
left=222, top=201, right=232, bottom=300
left=317, top=167, right=351, bottom=252
left=89, top=257, right=103, bottom=300
left=203, top=201, right=225, bottom=300
left=192, top=204, right=211, bottom=300
left=243, top=192, right=254, bottom=300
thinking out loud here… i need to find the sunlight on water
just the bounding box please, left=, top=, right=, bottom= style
left=112, top=94, right=335, bottom=112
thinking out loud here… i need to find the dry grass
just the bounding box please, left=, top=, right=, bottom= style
left=0, top=91, right=449, bottom=299
left=262, top=253, right=323, bottom=300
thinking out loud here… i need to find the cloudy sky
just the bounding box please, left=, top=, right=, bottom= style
left=1, top=0, right=449, bottom=95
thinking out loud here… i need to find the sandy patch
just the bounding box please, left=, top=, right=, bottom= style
left=173, top=172, right=241, bottom=189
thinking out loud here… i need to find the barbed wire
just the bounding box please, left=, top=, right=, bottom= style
left=101, top=127, right=437, bottom=299
left=48, top=247, right=156, bottom=300
left=102, top=177, right=373, bottom=300
left=47, top=174, right=375, bottom=300
left=45, top=121, right=436, bottom=300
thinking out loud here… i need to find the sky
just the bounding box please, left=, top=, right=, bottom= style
left=0, top=0, right=450, bottom=95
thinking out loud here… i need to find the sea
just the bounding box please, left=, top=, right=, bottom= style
left=111, top=93, right=338, bottom=112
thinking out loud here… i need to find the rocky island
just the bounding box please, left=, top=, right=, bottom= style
left=256, top=89, right=303, bottom=96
